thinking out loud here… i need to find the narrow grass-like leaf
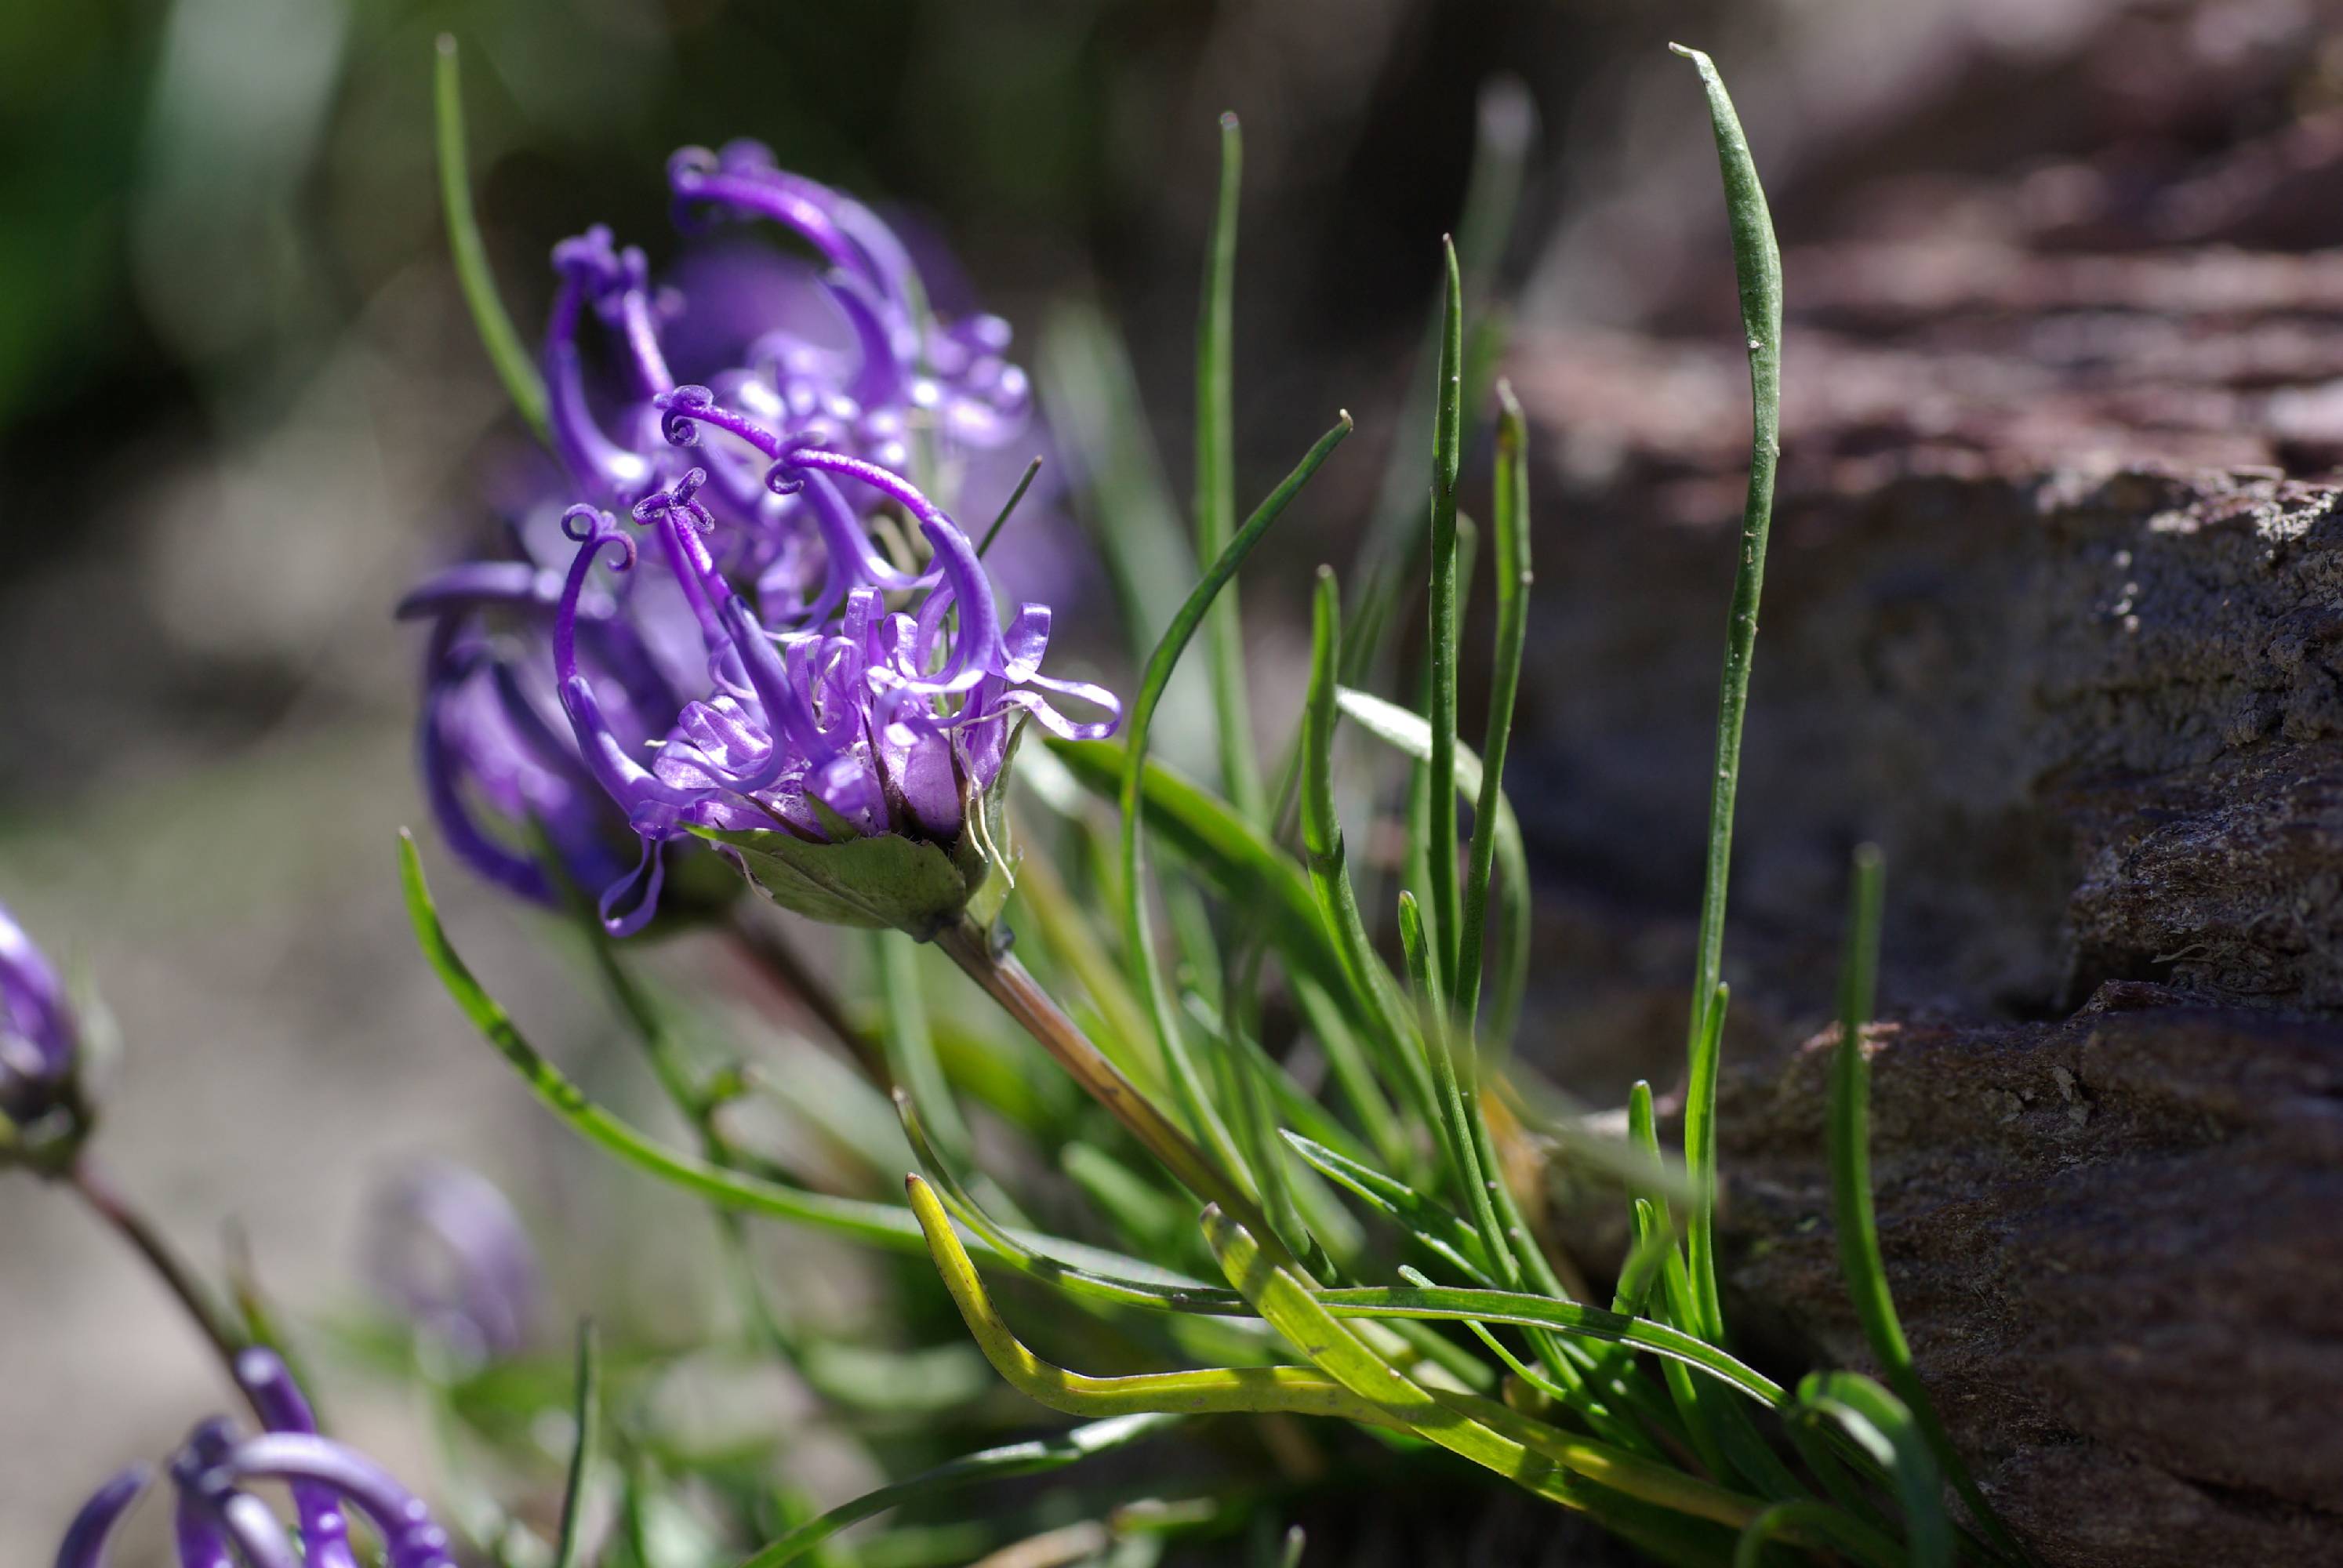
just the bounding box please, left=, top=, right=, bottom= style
left=1829, top=846, right=2032, bottom=1565
left=1796, top=1371, right=1950, bottom=1568
left=1330, top=686, right=1531, bottom=1043
left=1312, top=1283, right=1783, bottom=1408
left=734, top=1413, right=1185, bottom=1568
left=433, top=35, right=548, bottom=441
left=1342, top=78, right=1537, bottom=684
left=1455, top=381, right=1533, bottom=1030
left=892, top=1087, right=1248, bottom=1318
left=552, top=1320, right=601, bottom=1568
left=1622, top=1075, right=1733, bottom=1482
left=1280, top=1131, right=1493, bottom=1284
left=1288, top=972, right=1408, bottom=1171
left=874, top=933, right=975, bottom=1168
left=1110, top=412, right=1350, bottom=1228
left=1731, top=1501, right=1902, bottom=1568
left=976, top=456, right=1045, bottom=558
left=1668, top=40, right=1785, bottom=1350
left=1396, top=892, right=1520, bottom=1294
left=400, top=832, right=938, bottom=1254
left=906, top=1175, right=1408, bottom=1429
left=1180, top=991, right=1372, bottom=1170
left=1202, top=1206, right=1767, bottom=1539
left=1425, top=238, right=1466, bottom=994
left=1196, top=112, right=1264, bottom=826
left=1063, top=1142, right=1186, bottom=1247
left=1298, top=570, right=1444, bottom=1144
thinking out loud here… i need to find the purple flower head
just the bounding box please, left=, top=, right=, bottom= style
left=363, top=1160, right=542, bottom=1367
left=56, top=1350, right=449, bottom=1568
left=2, top=897, right=82, bottom=1142
left=542, top=395, right=1119, bottom=933
left=410, top=141, right=1102, bottom=933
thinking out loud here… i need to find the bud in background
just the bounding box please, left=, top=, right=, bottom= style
left=364, top=1160, right=542, bottom=1370
left=1, top=897, right=88, bottom=1163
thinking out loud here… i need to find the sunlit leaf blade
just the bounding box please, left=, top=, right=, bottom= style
left=1310, top=1282, right=1782, bottom=1408
left=433, top=35, right=549, bottom=441
left=1667, top=40, right=1785, bottom=1348
left=906, top=1175, right=1406, bottom=1428
left=1201, top=1206, right=1766, bottom=1543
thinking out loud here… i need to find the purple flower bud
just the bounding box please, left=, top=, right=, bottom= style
left=1, top=897, right=79, bottom=1136
left=363, top=1160, right=542, bottom=1366
left=57, top=1354, right=453, bottom=1568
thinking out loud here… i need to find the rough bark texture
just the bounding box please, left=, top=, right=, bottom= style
left=1506, top=3, right=2343, bottom=1562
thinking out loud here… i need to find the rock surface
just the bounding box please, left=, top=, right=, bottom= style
left=1506, top=4, right=2343, bottom=1561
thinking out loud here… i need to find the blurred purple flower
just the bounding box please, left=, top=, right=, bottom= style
left=1, top=897, right=78, bottom=1136
left=398, top=481, right=684, bottom=913
left=56, top=1349, right=450, bottom=1568
left=364, top=1160, right=541, bottom=1367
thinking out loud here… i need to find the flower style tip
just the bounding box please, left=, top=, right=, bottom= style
left=59, top=1352, right=448, bottom=1568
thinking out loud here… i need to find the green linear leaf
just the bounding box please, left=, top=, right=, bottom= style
left=1668, top=39, right=1785, bottom=1351
left=735, top=1413, right=1185, bottom=1568
left=399, top=831, right=934, bottom=1255
left=1796, top=1371, right=1951, bottom=1568
left=1311, top=1283, right=1783, bottom=1409
left=1280, top=1131, right=1492, bottom=1283
left=1196, top=111, right=1264, bottom=826
left=432, top=35, right=549, bottom=440
left=1113, top=411, right=1353, bottom=1229
left=1829, top=846, right=2034, bottom=1566
left=1425, top=238, right=1466, bottom=996
left=1048, top=738, right=1357, bottom=1020
left=1456, top=381, right=1533, bottom=1034
left=552, top=1320, right=601, bottom=1568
